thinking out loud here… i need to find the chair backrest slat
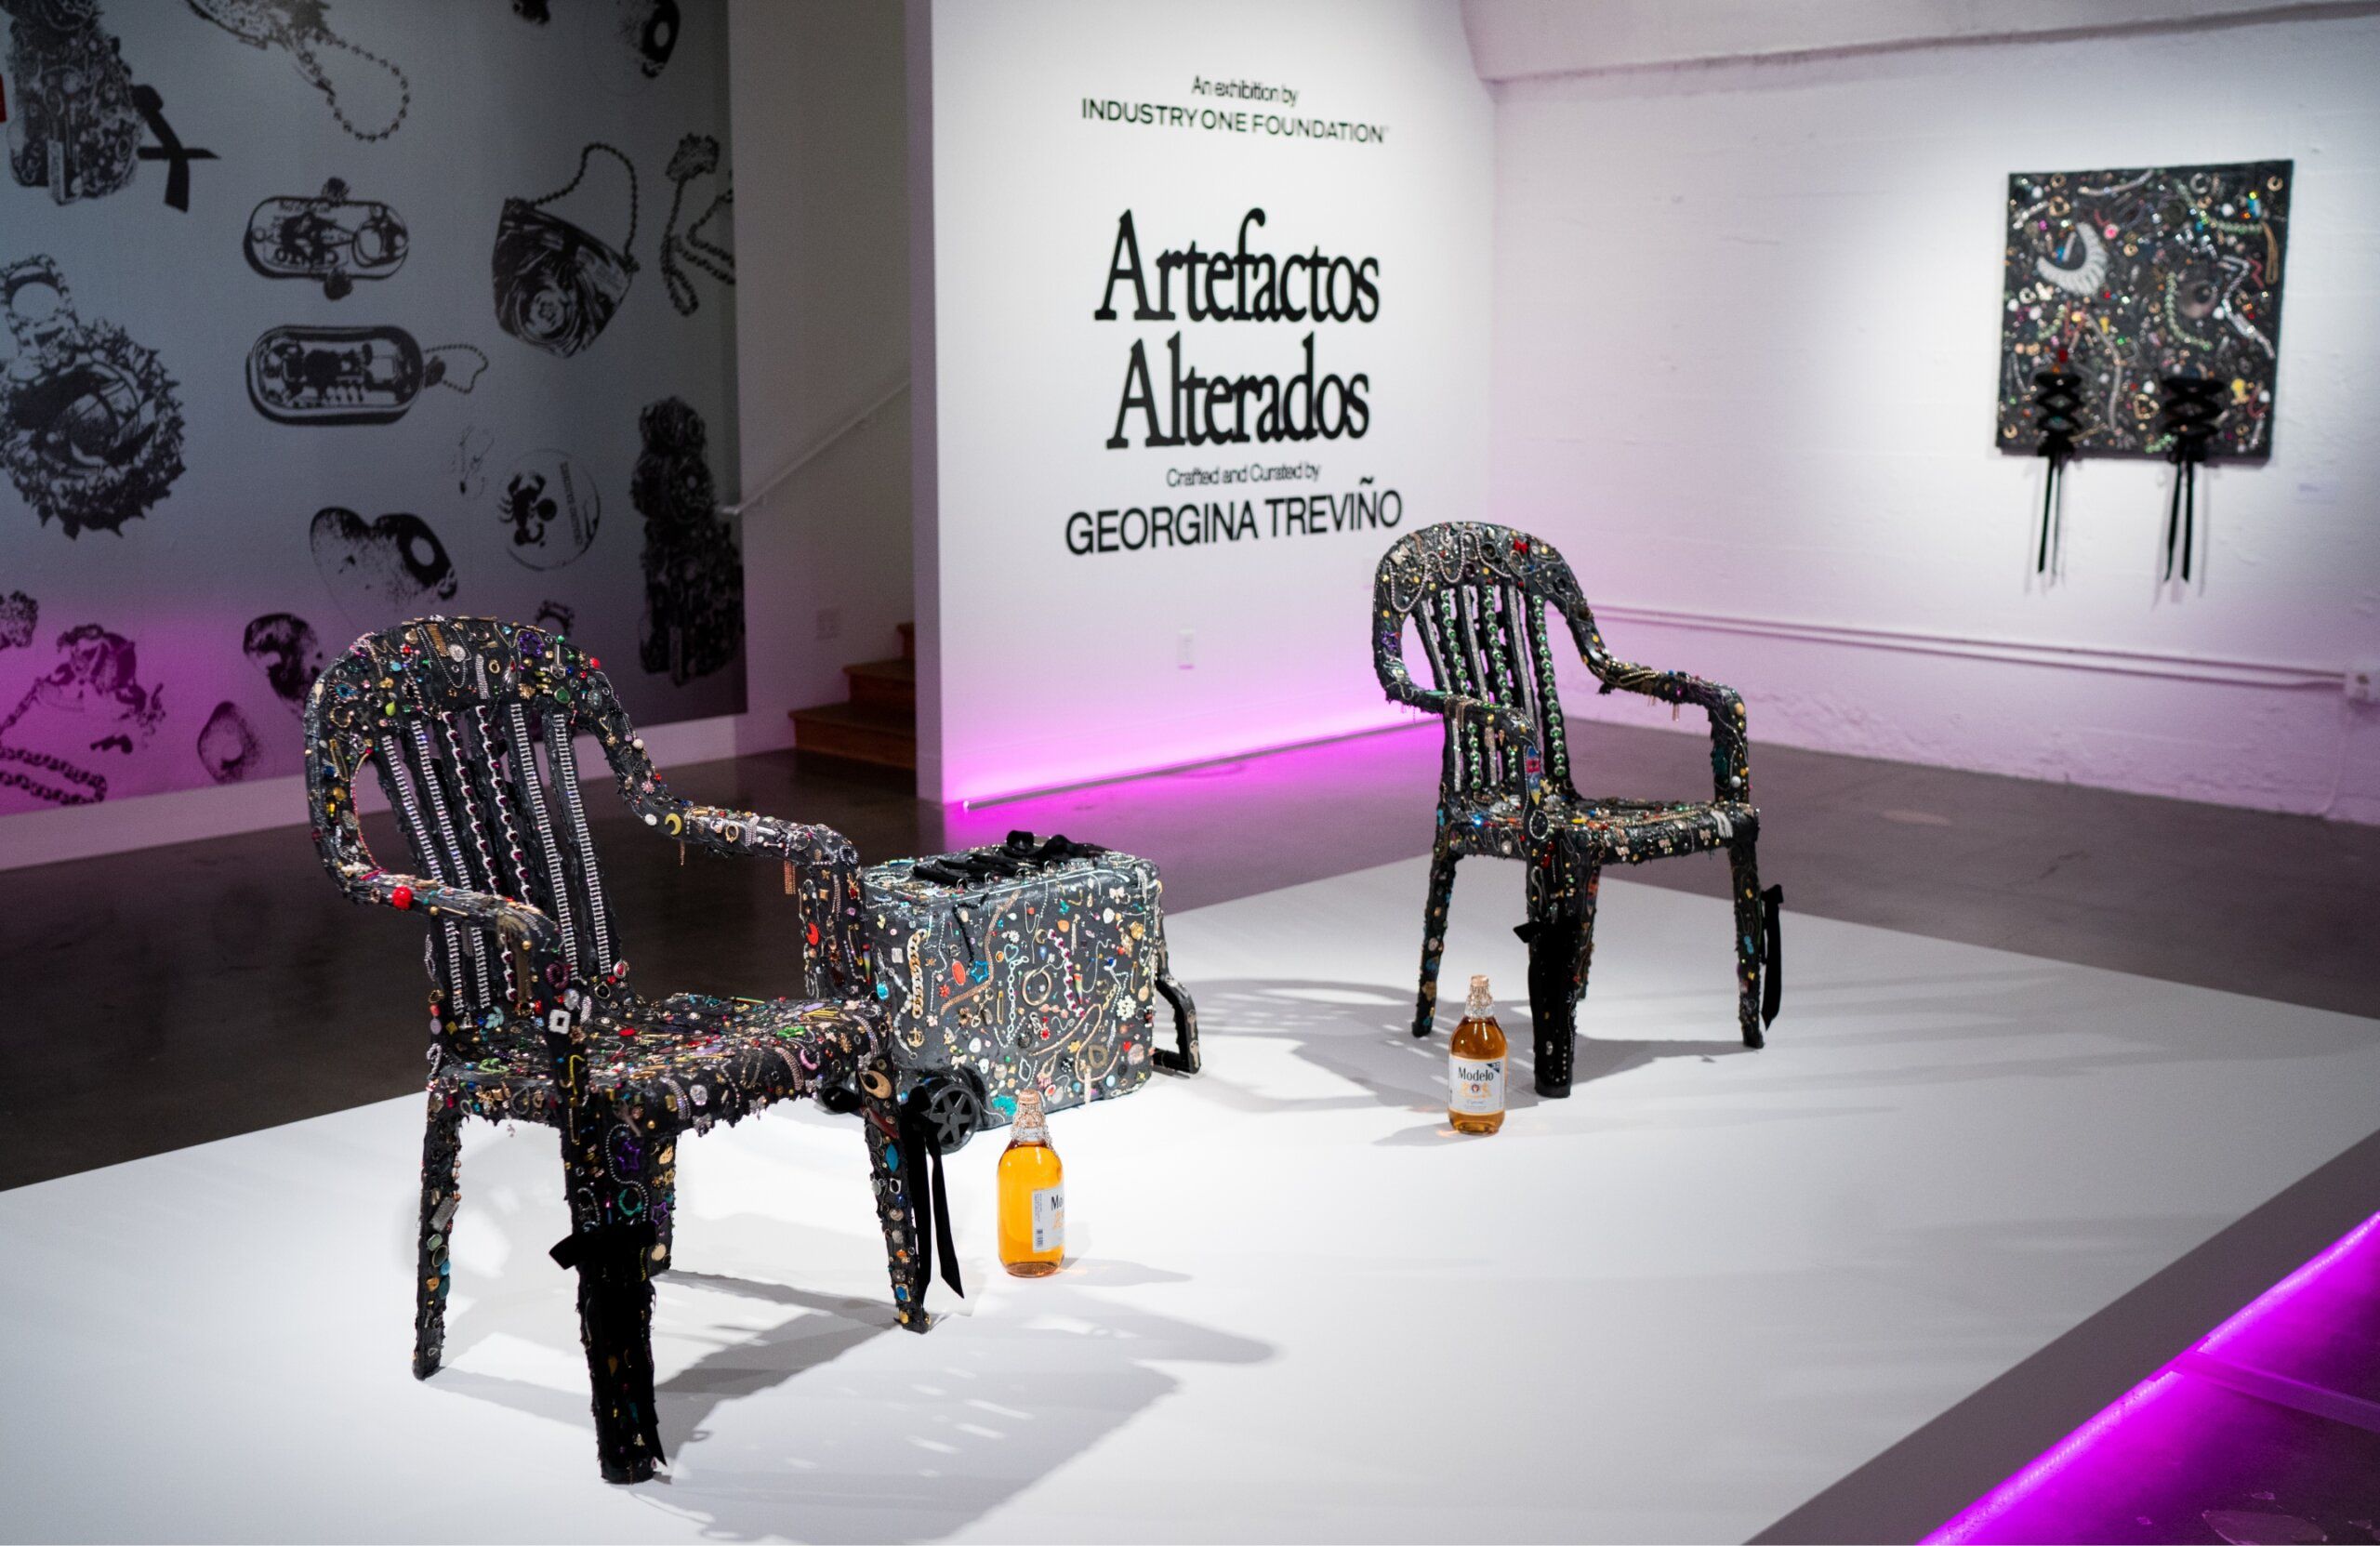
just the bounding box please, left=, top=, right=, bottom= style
left=1373, top=522, right=1599, bottom=806
left=502, top=696, right=585, bottom=975
left=544, top=710, right=615, bottom=977
left=451, top=706, right=527, bottom=1006
left=375, top=732, right=477, bottom=1008
left=407, top=720, right=496, bottom=1009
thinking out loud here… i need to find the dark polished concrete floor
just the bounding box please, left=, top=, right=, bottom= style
left=3, top=717, right=2376, bottom=1192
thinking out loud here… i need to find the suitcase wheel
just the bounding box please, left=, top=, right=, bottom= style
left=911, top=1071, right=985, bottom=1155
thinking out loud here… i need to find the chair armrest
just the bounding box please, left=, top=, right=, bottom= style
left=1374, top=612, right=1537, bottom=739
left=623, top=779, right=871, bottom=1001
left=327, top=859, right=566, bottom=962
left=1584, top=648, right=1752, bottom=800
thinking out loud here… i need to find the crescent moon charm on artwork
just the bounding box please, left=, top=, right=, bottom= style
left=2035, top=222, right=2109, bottom=296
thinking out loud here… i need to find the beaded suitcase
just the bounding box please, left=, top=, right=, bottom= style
left=863, top=833, right=1199, bottom=1149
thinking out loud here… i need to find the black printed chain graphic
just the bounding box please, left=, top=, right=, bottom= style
left=185, top=0, right=408, bottom=141
left=2156, top=376, right=2225, bottom=585
left=246, top=179, right=407, bottom=298
left=4, top=0, right=141, bottom=202
left=494, top=143, right=639, bottom=358
left=661, top=134, right=734, bottom=316
left=0, top=255, right=187, bottom=537
left=2029, top=367, right=2086, bottom=575
left=246, top=327, right=485, bottom=426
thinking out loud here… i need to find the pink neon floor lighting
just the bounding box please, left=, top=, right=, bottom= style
left=1926, top=1208, right=2380, bottom=1542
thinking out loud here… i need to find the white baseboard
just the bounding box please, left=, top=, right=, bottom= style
left=0, top=713, right=746, bottom=873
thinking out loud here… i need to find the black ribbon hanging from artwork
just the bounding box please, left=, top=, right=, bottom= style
left=2028, top=369, right=2085, bottom=575
left=896, top=1100, right=965, bottom=1300
left=1513, top=909, right=1585, bottom=1100
left=1759, top=884, right=1784, bottom=1028
left=2155, top=376, right=2225, bottom=584
left=548, top=1218, right=666, bottom=1475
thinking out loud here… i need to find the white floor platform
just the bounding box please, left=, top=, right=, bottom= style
left=7, top=856, right=2380, bottom=1543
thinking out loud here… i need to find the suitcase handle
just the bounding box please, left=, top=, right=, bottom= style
left=1153, top=969, right=1200, bottom=1077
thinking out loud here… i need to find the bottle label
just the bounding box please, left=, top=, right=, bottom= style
left=1450, top=1055, right=1504, bottom=1117
left=1032, top=1183, right=1064, bottom=1253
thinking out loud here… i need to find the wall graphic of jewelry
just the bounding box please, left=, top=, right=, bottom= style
left=245, top=326, right=485, bottom=426
left=5, top=0, right=142, bottom=203
left=241, top=613, right=324, bottom=713
left=0, top=622, right=165, bottom=806
left=497, top=449, right=601, bottom=570
left=0, top=591, right=35, bottom=652
left=632, top=397, right=739, bottom=685
left=0, top=4, right=740, bottom=815
left=0, top=256, right=186, bottom=538
left=309, top=507, right=458, bottom=628
left=493, top=143, right=639, bottom=358
left=245, top=180, right=407, bottom=298
left=1996, top=161, right=2291, bottom=584
left=660, top=133, right=734, bottom=316
left=185, top=0, right=409, bottom=142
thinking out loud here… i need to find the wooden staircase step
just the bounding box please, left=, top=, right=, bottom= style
left=789, top=698, right=916, bottom=770
left=842, top=656, right=916, bottom=712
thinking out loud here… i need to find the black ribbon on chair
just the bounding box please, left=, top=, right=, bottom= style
left=1759, top=884, right=1784, bottom=1028
left=2156, top=376, right=2224, bottom=584
left=1004, top=830, right=1108, bottom=865
left=549, top=1218, right=665, bottom=1473
left=897, top=1102, right=965, bottom=1300
left=1513, top=911, right=1584, bottom=1099
left=2029, top=369, right=2085, bottom=575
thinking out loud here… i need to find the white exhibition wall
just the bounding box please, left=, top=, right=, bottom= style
left=0, top=2, right=913, bottom=870
left=1480, top=6, right=2380, bottom=823
left=917, top=0, right=1494, bottom=804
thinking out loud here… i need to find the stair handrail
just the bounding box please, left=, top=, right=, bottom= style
left=719, top=374, right=912, bottom=517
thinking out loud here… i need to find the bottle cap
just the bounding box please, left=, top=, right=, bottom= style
left=1469, top=973, right=1489, bottom=996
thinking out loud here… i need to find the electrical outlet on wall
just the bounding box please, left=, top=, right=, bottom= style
left=1178, top=629, right=1196, bottom=670
left=2348, top=662, right=2379, bottom=707
left=815, top=608, right=842, bottom=642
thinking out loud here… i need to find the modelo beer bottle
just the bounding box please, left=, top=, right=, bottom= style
left=998, top=1088, right=1064, bottom=1275
left=1448, top=973, right=1508, bottom=1134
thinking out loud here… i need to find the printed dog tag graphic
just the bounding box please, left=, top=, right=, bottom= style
left=496, top=449, right=600, bottom=570
left=245, top=179, right=408, bottom=297
left=246, top=326, right=483, bottom=425
left=310, top=507, right=458, bottom=625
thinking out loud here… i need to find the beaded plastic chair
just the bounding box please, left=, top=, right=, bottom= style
left=1373, top=522, right=1779, bottom=1094
left=303, top=616, right=943, bottom=1483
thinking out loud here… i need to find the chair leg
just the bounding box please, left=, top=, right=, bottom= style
left=1572, top=862, right=1603, bottom=1013
left=557, top=1106, right=667, bottom=1484
left=1730, top=839, right=1765, bottom=1050
left=1412, top=830, right=1461, bottom=1039
left=1521, top=852, right=1598, bottom=1098
left=414, top=1091, right=463, bottom=1380
left=858, top=1062, right=933, bottom=1332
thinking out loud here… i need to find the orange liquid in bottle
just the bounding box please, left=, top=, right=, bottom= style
left=1448, top=973, right=1508, bottom=1135
left=998, top=1090, right=1064, bottom=1276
